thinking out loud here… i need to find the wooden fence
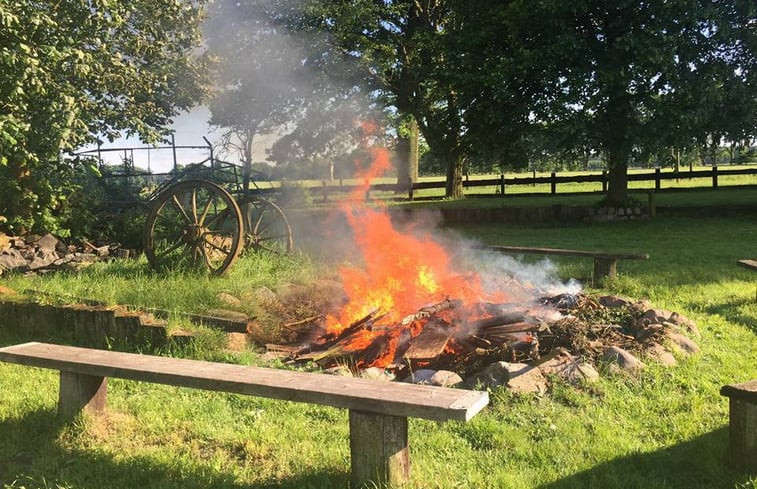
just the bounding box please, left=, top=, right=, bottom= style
left=100, top=165, right=757, bottom=203
left=308, top=166, right=757, bottom=201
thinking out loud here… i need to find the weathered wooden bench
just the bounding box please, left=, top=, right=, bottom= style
left=0, top=342, right=488, bottom=488
left=721, top=380, right=757, bottom=472
left=483, top=245, right=649, bottom=285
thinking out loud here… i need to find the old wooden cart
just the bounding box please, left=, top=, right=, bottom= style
left=142, top=159, right=293, bottom=275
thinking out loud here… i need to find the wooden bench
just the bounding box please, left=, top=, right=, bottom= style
left=721, top=380, right=757, bottom=472
left=0, top=342, right=487, bottom=488
left=482, top=245, right=649, bottom=285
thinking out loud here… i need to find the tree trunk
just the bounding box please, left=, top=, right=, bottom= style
left=445, top=151, right=464, bottom=198
left=2, top=157, right=34, bottom=233
left=396, top=117, right=419, bottom=192
left=243, top=132, right=253, bottom=192
left=606, top=151, right=629, bottom=205
left=408, top=117, right=419, bottom=183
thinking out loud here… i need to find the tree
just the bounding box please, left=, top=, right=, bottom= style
left=204, top=0, right=313, bottom=190
left=0, top=0, right=209, bottom=233
left=278, top=0, right=537, bottom=198
left=515, top=0, right=757, bottom=204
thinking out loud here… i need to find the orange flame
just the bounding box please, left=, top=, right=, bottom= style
left=326, top=132, right=509, bottom=351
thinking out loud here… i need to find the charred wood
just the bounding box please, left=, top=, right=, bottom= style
left=400, top=298, right=461, bottom=325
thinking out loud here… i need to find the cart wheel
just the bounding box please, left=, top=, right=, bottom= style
left=244, top=199, right=293, bottom=255
left=144, top=180, right=244, bottom=275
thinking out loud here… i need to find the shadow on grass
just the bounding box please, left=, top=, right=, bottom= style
left=536, top=427, right=754, bottom=489
left=0, top=409, right=348, bottom=489
left=702, top=297, right=757, bottom=335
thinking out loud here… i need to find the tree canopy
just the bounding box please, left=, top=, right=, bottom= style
left=274, top=0, right=538, bottom=197
left=0, top=0, right=209, bottom=232
left=513, top=0, right=757, bottom=204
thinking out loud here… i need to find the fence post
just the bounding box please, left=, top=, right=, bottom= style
left=365, top=179, right=371, bottom=202
left=499, top=173, right=505, bottom=196
left=171, top=134, right=178, bottom=172
left=407, top=177, right=414, bottom=201
left=602, top=170, right=607, bottom=192
left=655, top=167, right=661, bottom=191
left=551, top=172, right=557, bottom=194
left=712, top=165, right=718, bottom=188
left=322, top=180, right=328, bottom=203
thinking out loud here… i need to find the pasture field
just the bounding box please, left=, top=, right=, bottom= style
left=1, top=214, right=756, bottom=488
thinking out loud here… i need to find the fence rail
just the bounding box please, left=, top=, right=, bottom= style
left=306, top=166, right=757, bottom=201
left=98, top=163, right=757, bottom=203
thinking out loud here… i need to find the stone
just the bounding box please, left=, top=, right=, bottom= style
left=538, top=351, right=600, bottom=384
left=429, top=370, right=463, bottom=388
left=36, top=233, right=59, bottom=252
left=667, top=332, right=700, bottom=356
left=359, top=367, right=395, bottom=381
left=405, top=369, right=436, bottom=384
left=629, top=300, right=652, bottom=315
left=217, top=292, right=242, bottom=308
left=245, top=286, right=280, bottom=306
left=24, top=234, right=41, bottom=245
left=669, top=312, right=700, bottom=337
left=634, top=323, right=666, bottom=341
left=598, top=295, right=633, bottom=308
left=53, top=255, right=74, bottom=266
left=0, top=233, right=9, bottom=251
left=0, top=248, right=27, bottom=271
left=642, top=308, right=673, bottom=325
left=405, top=369, right=463, bottom=388
left=324, top=365, right=354, bottom=377
left=27, top=250, right=58, bottom=270
left=646, top=342, right=677, bottom=366
left=467, top=361, right=548, bottom=394
left=602, top=346, right=644, bottom=374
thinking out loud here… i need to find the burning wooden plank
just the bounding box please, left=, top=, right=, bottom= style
left=400, top=298, right=461, bottom=325
left=312, top=309, right=383, bottom=351
left=404, top=321, right=453, bottom=360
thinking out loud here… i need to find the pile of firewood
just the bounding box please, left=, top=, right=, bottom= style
left=267, top=292, right=700, bottom=385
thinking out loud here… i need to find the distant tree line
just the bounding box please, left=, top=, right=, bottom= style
left=1, top=0, right=755, bottom=234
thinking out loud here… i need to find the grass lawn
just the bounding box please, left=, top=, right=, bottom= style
left=1, top=214, right=757, bottom=488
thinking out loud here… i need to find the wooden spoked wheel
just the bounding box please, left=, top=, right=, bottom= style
left=244, top=199, right=293, bottom=255
left=144, top=180, right=244, bottom=275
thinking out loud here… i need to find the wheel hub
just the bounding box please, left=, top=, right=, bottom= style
left=183, top=225, right=206, bottom=244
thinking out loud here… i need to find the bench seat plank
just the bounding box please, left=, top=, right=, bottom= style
left=738, top=259, right=757, bottom=272
left=0, top=342, right=488, bottom=422
left=482, top=245, right=649, bottom=261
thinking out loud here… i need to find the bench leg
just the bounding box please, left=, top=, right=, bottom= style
left=349, top=410, right=410, bottom=488
left=58, top=371, right=107, bottom=420
left=593, top=258, right=617, bottom=285
left=728, top=398, right=757, bottom=472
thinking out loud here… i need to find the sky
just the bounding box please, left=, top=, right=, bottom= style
left=77, top=105, right=280, bottom=174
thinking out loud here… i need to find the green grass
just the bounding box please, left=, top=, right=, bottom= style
left=0, top=251, right=324, bottom=316
left=2, top=215, right=757, bottom=488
